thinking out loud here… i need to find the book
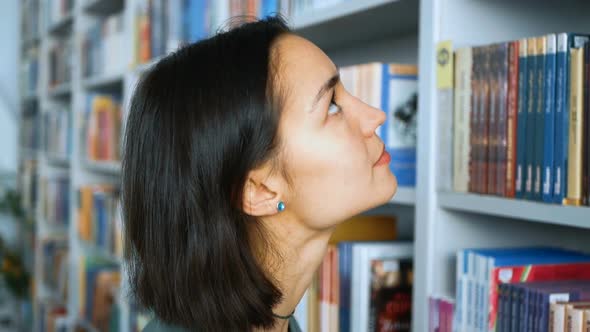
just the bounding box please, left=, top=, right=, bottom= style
left=453, top=47, right=473, bottom=193
left=368, top=258, right=413, bottom=332
left=566, top=304, right=590, bottom=332
left=565, top=45, right=585, bottom=206
left=437, top=41, right=454, bottom=192
left=554, top=34, right=590, bottom=203
left=516, top=39, right=528, bottom=198
left=85, top=93, right=122, bottom=162
left=487, top=44, right=500, bottom=195
left=584, top=42, right=590, bottom=206
left=503, top=41, right=519, bottom=197
left=429, top=297, right=440, bottom=332
left=542, top=34, right=557, bottom=202
left=350, top=242, right=413, bottom=332
left=524, top=37, right=537, bottom=199
left=534, top=36, right=547, bottom=201
left=382, top=64, right=419, bottom=187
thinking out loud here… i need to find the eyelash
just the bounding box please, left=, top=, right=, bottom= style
left=327, top=95, right=342, bottom=116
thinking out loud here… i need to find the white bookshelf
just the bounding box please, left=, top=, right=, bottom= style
left=390, top=187, right=416, bottom=206
left=413, top=0, right=590, bottom=331
left=82, top=72, right=125, bottom=90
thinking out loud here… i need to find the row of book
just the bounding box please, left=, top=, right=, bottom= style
left=78, top=256, right=121, bottom=331
left=82, top=12, right=126, bottom=78
left=453, top=246, right=590, bottom=332
left=498, top=280, right=590, bottom=332
left=84, top=93, right=122, bottom=162
left=77, top=185, right=123, bottom=258
left=304, top=241, right=413, bottom=332
left=20, top=108, right=40, bottom=152
left=450, top=33, right=590, bottom=206
left=429, top=296, right=455, bottom=332
left=44, top=108, right=71, bottom=159
left=339, top=63, right=418, bottom=187
left=41, top=176, right=70, bottom=227
left=21, top=47, right=39, bottom=96
left=49, top=38, right=73, bottom=89
left=40, top=236, right=68, bottom=303
left=45, top=0, right=74, bottom=30
left=133, top=0, right=289, bottom=64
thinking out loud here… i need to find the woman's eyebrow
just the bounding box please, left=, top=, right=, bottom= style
left=308, top=72, right=340, bottom=112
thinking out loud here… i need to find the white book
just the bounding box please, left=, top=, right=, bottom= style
left=350, top=242, right=413, bottom=332
left=453, top=47, right=473, bottom=192
left=437, top=41, right=454, bottom=192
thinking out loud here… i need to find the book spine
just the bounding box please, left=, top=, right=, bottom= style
left=511, top=286, right=522, bottom=332
left=488, top=44, right=499, bottom=195
left=554, top=33, right=569, bottom=203
left=437, top=41, right=455, bottom=192
left=455, top=250, right=468, bottom=332
left=584, top=41, right=590, bottom=206
left=481, top=46, right=492, bottom=194
left=470, top=48, right=481, bottom=193
left=565, top=46, right=585, bottom=206
left=534, top=36, right=547, bottom=201
left=516, top=39, right=528, bottom=198
left=506, top=41, right=519, bottom=197
left=525, top=37, right=537, bottom=199
left=497, top=283, right=505, bottom=332
left=521, top=287, right=530, bottom=332
left=543, top=34, right=557, bottom=202
left=453, top=48, right=473, bottom=193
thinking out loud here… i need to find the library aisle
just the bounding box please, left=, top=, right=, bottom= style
left=2, top=0, right=590, bottom=331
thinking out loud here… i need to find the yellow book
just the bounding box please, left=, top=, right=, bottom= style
left=329, top=215, right=397, bottom=244
left=565, top=46, right=585, bottom=206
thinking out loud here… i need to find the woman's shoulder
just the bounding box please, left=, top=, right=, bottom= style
left=142, top=319, right=191, bottom=332
left=142, top=316, right=301, bottom=332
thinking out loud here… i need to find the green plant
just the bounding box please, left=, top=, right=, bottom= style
left=0, top=188, right=31, bottom=299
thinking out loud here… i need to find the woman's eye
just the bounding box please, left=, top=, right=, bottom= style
left=327, top=102, right=342, bottom=116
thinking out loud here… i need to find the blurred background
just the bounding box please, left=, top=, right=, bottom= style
left=6, top=1, right=590, bottom=332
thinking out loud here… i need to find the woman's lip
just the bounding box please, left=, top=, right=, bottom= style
left=374, top=147, right=391, bottom=167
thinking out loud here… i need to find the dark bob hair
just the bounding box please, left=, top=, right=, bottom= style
left=122, top=17, right=291, bottom=331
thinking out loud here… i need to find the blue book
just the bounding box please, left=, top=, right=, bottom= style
left=554, top=33, right=590, bottom=203
left=511, top=285, right=523, bottom=332
left=338, top=242, right=352, bottom=332
left=381, top=64, right=418, bottom=187
left=260, top=0, right=278, bottom=18
left=524, top=38, right=537, bottom=200
left=187, top=0, right=207, bottom=42
left=534, top=37, right=546, bottom=201
left=542, top=34, right=557, bottom=202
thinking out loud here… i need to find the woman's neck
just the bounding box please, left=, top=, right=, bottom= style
left=251, top=213, right=335, bottom=332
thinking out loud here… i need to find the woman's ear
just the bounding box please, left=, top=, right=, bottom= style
left=242, top=167, right=283, bottom=217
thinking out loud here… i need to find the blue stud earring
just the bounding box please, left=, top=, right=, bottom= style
left=277, top=201, right=286, bottom=212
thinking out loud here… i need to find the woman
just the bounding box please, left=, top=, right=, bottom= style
left=122, top=16, right=397, bottom=332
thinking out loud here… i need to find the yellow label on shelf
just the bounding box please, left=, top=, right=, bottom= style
left=436, top=40, right=453, bottom=89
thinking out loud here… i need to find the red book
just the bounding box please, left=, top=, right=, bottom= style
left=505, top=41, right=520, bottom=197
left=469, top=47, right=482, bottom=193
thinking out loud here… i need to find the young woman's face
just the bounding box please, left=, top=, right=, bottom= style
left=275, top=35, right=397, bottom=230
